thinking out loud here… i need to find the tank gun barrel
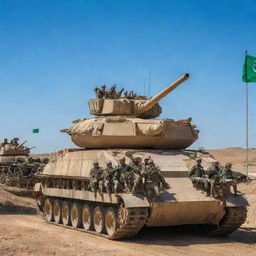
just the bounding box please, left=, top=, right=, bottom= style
left=16, top=140, right=27, bottom=149
left=138, top=73, right=189, bottom=113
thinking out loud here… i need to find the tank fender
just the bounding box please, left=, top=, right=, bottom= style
left=225, top=194, right=249, bottom=207
left=119, top=193, right=150, bottom=208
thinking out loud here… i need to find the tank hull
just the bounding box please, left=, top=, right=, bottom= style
left=36, top=148, right=248, bottom=239
left=62, top=117, right=199, bottom=149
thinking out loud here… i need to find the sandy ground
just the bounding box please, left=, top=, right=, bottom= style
left=0, top=182, right=255, bottom=256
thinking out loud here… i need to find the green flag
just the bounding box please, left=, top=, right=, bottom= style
left=32, top=128, right=39, bottom=134
left=242, top=54, right=256, bottom=82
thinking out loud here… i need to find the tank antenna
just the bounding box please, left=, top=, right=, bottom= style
left=148, top=66, right=151, bottom=97
left=144, top=78, right=146, bottom=96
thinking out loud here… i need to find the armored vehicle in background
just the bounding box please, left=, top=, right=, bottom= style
left=35, top=74, right=248, bottom=239
left=0, top=138, right=48, bottom=188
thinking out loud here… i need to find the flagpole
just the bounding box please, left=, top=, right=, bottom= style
left=245, top=50, right=249, bottom=178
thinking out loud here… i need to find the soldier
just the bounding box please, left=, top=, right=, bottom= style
left=10, top=138, right=19, bottom=146
left=116, top=88, right=124, bottom=98
left=94, top=87, right=104, bottom=99
left=144, top=159, right=169, bottom=201
left=189, top=158, right=208, bottom=193
left=1, top=138, right=8, bottom=147
left=101, top=84, right=106, bottom=97
left=206, top=160, right=222, bottom=196
left=100, top=160, right=115, bottom=195
left=105, top=86, right=116, bottom=99
left=89, top=160, right=104, bottom=195
left=221, top=162, right=238, bottom=196
left=130, top=156, right=143, bottom=194
left=115, top=157, right=133, bottom=192
left=148, top=159, right=170, bottom=190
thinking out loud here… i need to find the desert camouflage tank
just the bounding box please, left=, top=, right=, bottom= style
left=0, top=138, right=48, bottom=188
left=35, top=74, right=248, bottom=239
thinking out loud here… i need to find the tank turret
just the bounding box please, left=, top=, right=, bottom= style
left=62, top=73, right=199, bottom=149
left=89, top=73, right=189, bottom=118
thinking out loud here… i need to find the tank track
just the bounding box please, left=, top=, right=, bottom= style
left=204, top=207, right=247, bottom=236
left=41, top=199, right=148, bottom=240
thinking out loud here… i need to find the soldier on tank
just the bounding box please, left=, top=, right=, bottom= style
left=105, top=85, right=116, bottom=99
left=116, top=88, right=124, bottom=99
left=1, top=138, right=8, bottom=147
left=221, top=162, right=238, bottom=196
left=89, top=160, right=104, bottom=195
left=148, top=159, right=170, bottom=190
left=100, top=160, right=115, bottom=196
left=10, top=138, right=19, bottom=146
left=115, top=157, right=133, bottom=192
left=189, top=158, right=208, bottom=193
left=144, top=159, right=169, bottom=201
left=130, top=156, right=143, bottom=194
left=206, top=160, right=222, bottom=196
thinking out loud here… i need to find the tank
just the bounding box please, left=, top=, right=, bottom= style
left=0, top=138, right=48, bottom=188
left=35, top=74, right=248, bottom=239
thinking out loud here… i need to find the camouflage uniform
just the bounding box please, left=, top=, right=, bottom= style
left=100, top=162, right=115, bottom=195
left=189, top=160, right=208, bottom=192
left=206, top=162, right=222, bottom=196
left=130, top=158, right=143, bottom=194
left=89, top=161, right=104, bottom=193
left=144, top=163, right=169, bottom=200
left=115, top=160, right=133, bottom=192
left=221, top=163, right=237, bottom=196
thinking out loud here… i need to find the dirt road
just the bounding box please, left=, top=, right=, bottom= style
left=0, top=184, right=255, bottom=256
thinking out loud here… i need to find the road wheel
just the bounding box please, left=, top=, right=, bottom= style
left=53, top=200, right=62, bottom=224
left=105, top=207, right=118, bottom=237
left=93, top=206, right=105, bottom=233
left=44, top=198, right=54, bottom=222
left=62, top=201, right=71, bottom=226
left=82, top=204, right=93, bottom=230
left=71, top=202, right=82, bottom=228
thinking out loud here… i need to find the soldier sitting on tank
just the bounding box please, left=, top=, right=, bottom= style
left=105, top=86, right=116, bottom=99
left=1, top=138, right=8, bottom=147
left=129, top=156, right=143, bottom=194
left=114, top=157, right=134, bottom=192
left=99, top=160, right=115, bottom=196
left=143, top=159, right=169, bottom=201
left=94, top=85, right=106, bottom=99
left=89, top=160, right=104, bottom=195
left=221, top=162, right=238, bottom=196
left=206, top=160, right=222, bottom=197
left=116, top=88, right=124, bottom=99
left=148, top=159, right=170, bottom=190
left=189, top=158, right=208, bottom=192
left=10, top=138, right=19, bottom=146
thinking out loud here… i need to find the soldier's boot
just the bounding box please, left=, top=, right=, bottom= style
left=233, top=184, right=238, bottom=196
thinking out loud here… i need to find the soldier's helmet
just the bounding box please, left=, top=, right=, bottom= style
left=149, top=159, right=154, bottom=164
left=119, top=157, right=125, bottom=162
left=93, top=160, right=99, bottom=165
left=145, top=156, right=151, bottom=160
left=106, top=160, right=112, bottom=165
left=196, top=158, right=202, bottom=162
left=225, top=162, right=232, bottom=168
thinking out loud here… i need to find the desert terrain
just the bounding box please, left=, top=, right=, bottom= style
left=0, top=148, right=255, bottom=256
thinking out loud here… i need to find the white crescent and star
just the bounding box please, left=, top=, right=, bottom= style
left=253, top=62, right=256, bottom=73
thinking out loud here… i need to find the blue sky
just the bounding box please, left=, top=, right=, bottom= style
left=0, top=0, right=256, bottom=153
